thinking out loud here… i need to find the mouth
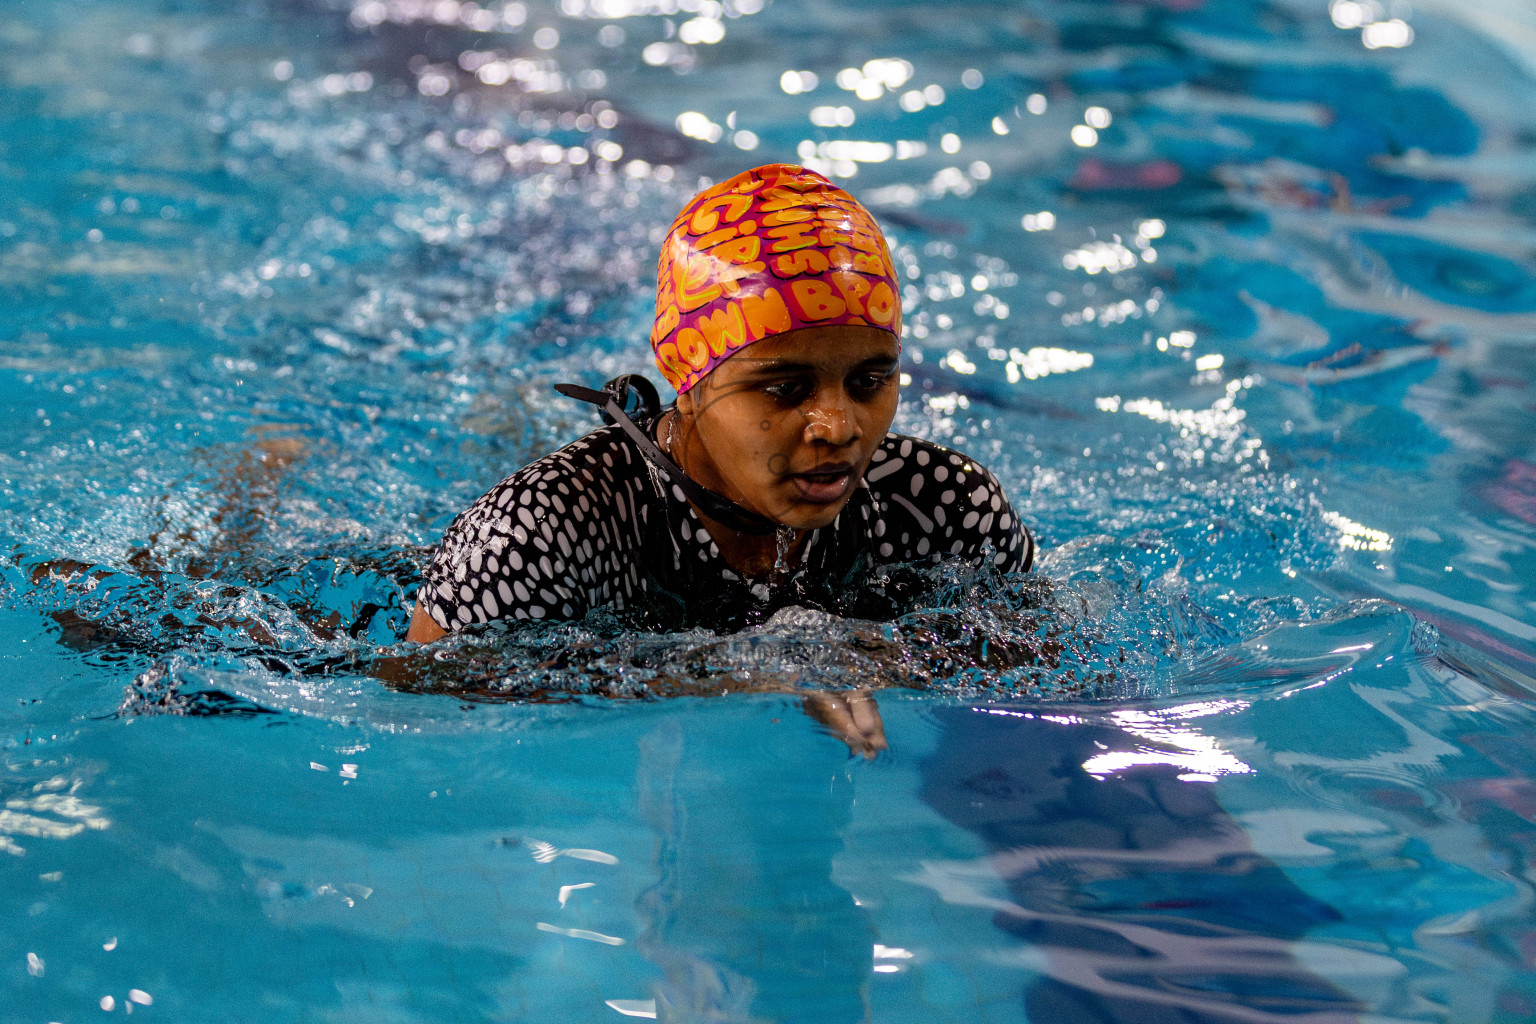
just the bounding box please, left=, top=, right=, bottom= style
left=788, top=461, right=857, bottom=505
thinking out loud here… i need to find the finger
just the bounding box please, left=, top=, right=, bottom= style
left=847, top=691, right=880, bottom=734
left=846, top=694, right=887, bottom=757
left=801, top=694, right=865, bottom=753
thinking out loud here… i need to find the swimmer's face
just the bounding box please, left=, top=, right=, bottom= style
left=673, top=325, right=900, bottom=532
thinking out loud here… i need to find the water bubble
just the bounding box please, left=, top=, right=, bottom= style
left=1410, top=620, right=1440, bottom=656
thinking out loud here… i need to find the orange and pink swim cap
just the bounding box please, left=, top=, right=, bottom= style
left=650, top=163, right=903, bottom=394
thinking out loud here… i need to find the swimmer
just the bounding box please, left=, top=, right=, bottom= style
left=405, top=164, right=1035, bottom=748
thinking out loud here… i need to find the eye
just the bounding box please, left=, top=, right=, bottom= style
left=763, top=378, right=812, bottom=405
left=849, top=367, right=898, bottom=397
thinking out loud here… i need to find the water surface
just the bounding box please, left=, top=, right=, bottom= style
left=5, top=0, right=1536, bottom=1020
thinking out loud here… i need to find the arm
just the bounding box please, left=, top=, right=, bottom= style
left=405, top=603, right=449, bottom=644
left=871, top=436, right=1034, bottom=572
left=395, top=612, right=891, bottom=755
left=971, top=464, right=1034, bottom=573
left=411, top=431, right=639, bottom=639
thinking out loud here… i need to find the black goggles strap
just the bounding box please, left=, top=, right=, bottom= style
left=554, top=377, right=781, bottom=536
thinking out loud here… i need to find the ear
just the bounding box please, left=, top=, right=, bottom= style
left=675, top=388, right=697, bottom=420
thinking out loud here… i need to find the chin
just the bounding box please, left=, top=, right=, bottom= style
left=773, top=497, right=850, bottom=532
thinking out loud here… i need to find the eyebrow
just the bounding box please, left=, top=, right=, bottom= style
left=735, top=355, right=899, bottom=377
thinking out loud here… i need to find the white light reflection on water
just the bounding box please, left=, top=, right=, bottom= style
left=898, top=83, right=946, bottom=113
left=641, top=40, right=692, bottom=69
left=1323, top=510, right=1394, bottom=552
left=941, top=350, right=976, bottom=375
left=872, top=943, right=913, bottom=974
left=1097, top=378, right=1268, bottom=471
left=674, top=110, right=722, bottom=142
left=350, top=0, right=529, bottom=32
left=1081, top=701, right=1254, bottom=783
left=354, top=0, right=765, bottom=31
left=1, top=777, right=111, bottom=855
left=527, top=839, right=621, bottom=864
left=1119, top=394, right=1244, bottom=438
left=1332, top=1, right=1416, bottom=49
left=835, top=58, right=913, bottom=101
left=779, top=69, right=818, bottom=94
left=1063, top=239, right=1137, bottom=274
left=676, top=17, right=724, bottom=45
left=536, top=921, right=626, bottom=944
left=809, top=104, right=855, bottom=128
left=564, top=0, right=765, bottom=18
left=1004, top=347, right=1094, bottom=384
left=806, top=140, right=893, bottom=163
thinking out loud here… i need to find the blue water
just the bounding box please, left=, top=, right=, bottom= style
left=5, top=0, right=1536, bottom=1020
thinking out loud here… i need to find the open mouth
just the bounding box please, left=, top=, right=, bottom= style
left=789, top=462, right=856, bottom=504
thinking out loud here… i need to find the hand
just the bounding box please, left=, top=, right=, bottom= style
left=802, top=689, right=888, bottom=759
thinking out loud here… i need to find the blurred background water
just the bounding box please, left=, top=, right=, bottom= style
left=5, top=0, right=1536, bottom=1021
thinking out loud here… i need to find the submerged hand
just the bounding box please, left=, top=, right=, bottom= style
left=802, top=689, right=888, bottom=759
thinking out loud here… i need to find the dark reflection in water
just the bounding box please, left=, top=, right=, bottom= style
left=635, top=718, right=870, bottom=1024
left=921, top=707, right=1363, bottom=1023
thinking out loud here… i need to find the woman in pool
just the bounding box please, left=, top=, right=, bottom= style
left=406, top=163, right=1033, bottom=648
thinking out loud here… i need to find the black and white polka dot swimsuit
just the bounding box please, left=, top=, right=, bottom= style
left=418, top=420, right=1033, bottom=633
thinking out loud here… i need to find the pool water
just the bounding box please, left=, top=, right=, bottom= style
left=5, top=0, right=1536, bottom=1020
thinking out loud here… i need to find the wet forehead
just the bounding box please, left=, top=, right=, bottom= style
left=720, top=326, right=899, bottom=376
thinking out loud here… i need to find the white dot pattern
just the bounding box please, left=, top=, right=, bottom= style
left=419, top=426, right=1033, bottom=632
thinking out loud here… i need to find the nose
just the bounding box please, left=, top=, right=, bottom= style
left=802, top=388, right=858, bottom=447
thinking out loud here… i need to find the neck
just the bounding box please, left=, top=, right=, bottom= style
left=698, top=509, right=803, bottom=580
left=657, top=409, right=804, bottom=579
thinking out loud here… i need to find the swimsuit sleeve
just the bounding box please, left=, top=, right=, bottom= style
left=864, top=435, right=1034, bottom=573
left=416, top=427, right=646, bottom=632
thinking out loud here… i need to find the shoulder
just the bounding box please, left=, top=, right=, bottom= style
left=862, top=433, right=1033, bottom=572
left=418, top=424, right=654, bottom=631
left=863, top=433, right=995, bottom=499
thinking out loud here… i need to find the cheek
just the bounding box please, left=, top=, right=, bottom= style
left=748, top=416, right=806, bottom=472
left=860, top=393, right=900, bottom=438
left=700, top=407, right=792, bottom=477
